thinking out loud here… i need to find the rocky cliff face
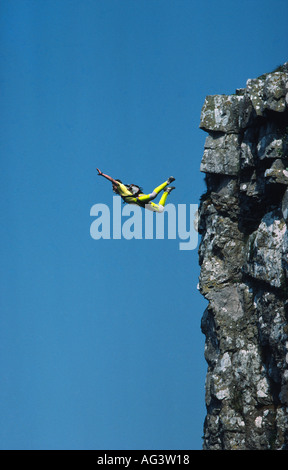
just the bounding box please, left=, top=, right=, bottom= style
left=198, top=64, right=288, bottom=450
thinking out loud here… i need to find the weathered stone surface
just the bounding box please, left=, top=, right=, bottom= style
left=199, top=214, right=245, bottom=295
left=199, top=64, right=288, bottom=450
left=200, top=95, right=245, bottom=133
left=257, top=122, right=288, bottom=160
left=240, top=128, right=258, bottom=168
left=246, top=71, right=288, bottom=115
left=282, top=188, right=288, bottom=222
left=200, top=133, right=240, bottom=175
left=264, top=167, right=288, bottom=185
left=243, top=210, right=287, bottom=288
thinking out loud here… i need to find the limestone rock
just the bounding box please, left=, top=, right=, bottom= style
left=246, top=70, right=288, bottom=115
left=257, top=122, right=288, bottom=160
left=199, top=64, right=288, bottom=450
left=243, top=210, right=287, bottom=288
left=200, top=95, right=245, bottom=133
left=200, top=133, right=240, bottom=175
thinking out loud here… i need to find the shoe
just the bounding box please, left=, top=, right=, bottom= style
left=164, top=186, right=175, bottom=194
left=167, top=176, right=175, bottom=184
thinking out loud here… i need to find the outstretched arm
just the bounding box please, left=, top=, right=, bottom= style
left=97, top=168, right=119, bottom=186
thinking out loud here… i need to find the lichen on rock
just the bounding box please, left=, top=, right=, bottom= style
left=198, top=63, right=288, bottom=450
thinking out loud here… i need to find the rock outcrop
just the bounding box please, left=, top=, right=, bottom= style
left=198, top=64, right=288, bottom=450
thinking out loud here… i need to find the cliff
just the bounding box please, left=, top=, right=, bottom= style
left=198, top=64, right=288, bottom=450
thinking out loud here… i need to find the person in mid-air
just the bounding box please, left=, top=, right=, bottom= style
left=96, top=168, right=175, bottom=212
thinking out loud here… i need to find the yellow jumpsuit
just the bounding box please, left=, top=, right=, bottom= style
left=117, top=180, right=171, bottom=212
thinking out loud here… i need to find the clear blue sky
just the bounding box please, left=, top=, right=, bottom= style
left=0, top=0, right=287, bottom=450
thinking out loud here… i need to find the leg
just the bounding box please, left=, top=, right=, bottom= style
left=144, top=202, right=165, bottom=213
left=137, top=177, right=174, bottom=204
left=144, top=187, right=174, bottom=212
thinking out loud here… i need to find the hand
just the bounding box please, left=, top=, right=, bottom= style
left=96, top=168, right=103, bottom=176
